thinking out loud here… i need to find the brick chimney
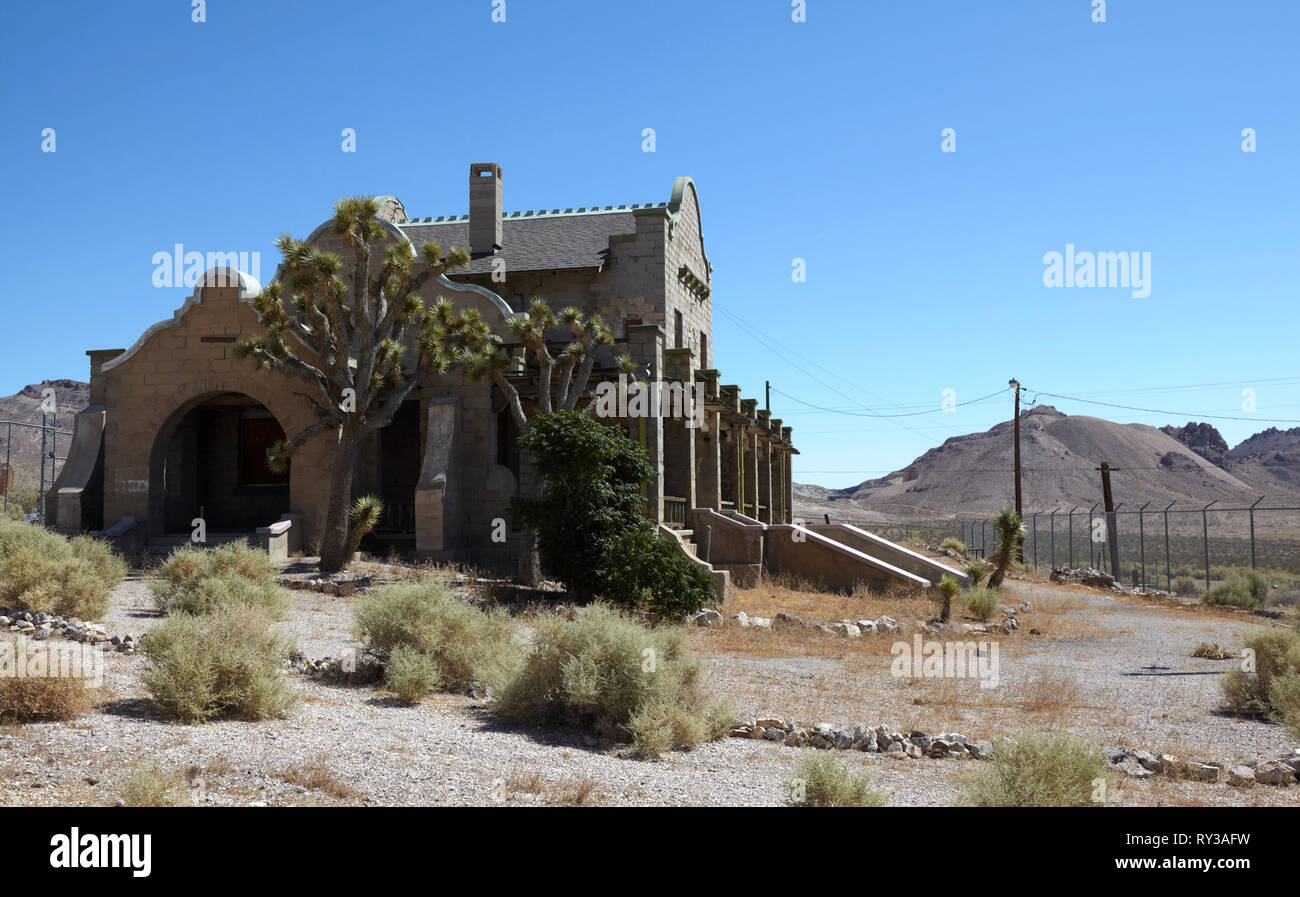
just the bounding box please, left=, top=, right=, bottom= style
left=469, top=162, right=502, bottom=255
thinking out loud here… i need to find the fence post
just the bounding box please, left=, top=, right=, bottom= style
left=1138, top=502, right=1150, bottom=591
left=1068, top=505, right=1077, bottom=568
left=1202, top=500, right=1217, bottom=591
left=1249, top=495, right=1263, bottom=570
left=38, top=411, right=48, bottom=525
left=1031, top=513, right=1038, bottom=570
left=1163, top=501, right=1175, bottom=592
left=1050, top=508, right=1056, bottom=569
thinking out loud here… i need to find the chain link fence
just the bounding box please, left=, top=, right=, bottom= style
left=961, top=504, right=1300, bottom=589
left=1, top=416, right=71, bottom=523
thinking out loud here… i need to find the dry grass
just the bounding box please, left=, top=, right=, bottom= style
left=544, top=777, right=600, bottom=806
left=276, top=760, right=364, bottom=802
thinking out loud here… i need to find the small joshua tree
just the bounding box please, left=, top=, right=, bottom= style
left=935, top=574, right=960, bottom=624
left=986, top=508, right=1026, bottom=589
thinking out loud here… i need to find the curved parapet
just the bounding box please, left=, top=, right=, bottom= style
left=102, top=268, right=261, bottom=373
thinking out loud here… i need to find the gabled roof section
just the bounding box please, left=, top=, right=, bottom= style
left=396, top=203, right=666, bottom=276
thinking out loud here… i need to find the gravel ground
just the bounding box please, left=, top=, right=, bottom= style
left=1, top=573, right=1296, bottom=807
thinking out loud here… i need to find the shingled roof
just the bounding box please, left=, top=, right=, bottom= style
left=396, top=204, right=665, bottom=276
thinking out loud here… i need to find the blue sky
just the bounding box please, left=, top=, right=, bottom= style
left=2, top=1, right=1297, bottom=489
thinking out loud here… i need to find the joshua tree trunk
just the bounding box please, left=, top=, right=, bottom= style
left=318, top=424, right=359, bottom=573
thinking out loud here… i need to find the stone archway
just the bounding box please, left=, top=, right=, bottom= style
left=147, top=392, right=291, bottom=537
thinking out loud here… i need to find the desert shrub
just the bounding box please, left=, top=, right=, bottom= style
left=384, top=645, right=442, bottom=703
left=120, top=760, right=190, bottom=807
left=0, top=518, right=125, bottom=620
left=0, top=665, right=96, bottom=722
left=151, top=543, right=285, bottom=617
left=1173, top=577, right=1199, bottom=596
left=1221, top=628, right=1300, bottom=722
left=962, top=586, right=1001, bottom=622
left=1269, top=671, right=1300, bottom=737
left=353, top=580, right=519, bottom=693
left=1204, top=571, right=1270, bottom=610
left=140, top=605, right=298, bottom=723
left=963, top=560, right=988, bottom=586
left=787, top=752, right=889, bottom=807
left=493, top=603, right=727, bottom=757
left=1191, top=641, right=1234, bottom=660
left=955, top=732, right=1110, bottom=807
left=939, top=537, right=967, bottom=557
left=513, top=411, right=715, bottom=617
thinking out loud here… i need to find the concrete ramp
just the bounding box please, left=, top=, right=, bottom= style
left=808, top=523, right=970, bottom=587
left=689, top=508, right=935, bottom=594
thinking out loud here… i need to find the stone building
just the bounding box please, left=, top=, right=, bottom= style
left=48, top=164, right=800, bottom=576
left=51, top=164, right=963, bottom=595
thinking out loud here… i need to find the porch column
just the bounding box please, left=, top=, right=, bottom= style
left=415, top=395, right=462, bottom=555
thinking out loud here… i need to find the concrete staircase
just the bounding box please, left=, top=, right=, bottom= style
left=682, top=508, right=970, bottom=594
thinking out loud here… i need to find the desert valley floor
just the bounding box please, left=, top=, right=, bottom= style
left=3, top=569, right=1297, bottom=807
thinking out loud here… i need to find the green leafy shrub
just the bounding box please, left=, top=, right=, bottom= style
left=1204, top=571, right=1270, bottom=610
left=1222, top=629, right=1300, bottom=730
left=955, top=732, right=1110, bottom=807
left=120, top=760, right=191, bottom=807
left=353, top=580, right=518, bottom=693
left=513, top=411, right=715, bottom=617
left=140, top=605, right=298, bottom=723
left=0, top=518, right=126, bottom=619
left=384, top=645, right=443, bottom=703
left=151, top=543, right=286, bottom=617
left=939, top=537, right=967, bottom=557
left=962, top=586, right=1001, bottom=622
left=963, top=560, right=988, bottom=586
left=494, top=603, right=727, bottom=757
left=1173, top=577, right=1199, bottom=596
left=1268, top=671, right=1300, bottom=737
left=787, top=752, right=889, bottom=807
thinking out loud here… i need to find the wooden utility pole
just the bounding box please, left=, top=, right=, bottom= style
left=1010, top=379, right=1023, bottom=560
left=1097, top=462, right=1121, bottom=576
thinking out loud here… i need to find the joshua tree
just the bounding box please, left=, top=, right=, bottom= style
left=935, top=574, right=960, bottom=623
left=235, top=196, right=619, bottom=573
left=234, top=196, right=470, bottom=571
left=986, top=508, right=1026, bottom=589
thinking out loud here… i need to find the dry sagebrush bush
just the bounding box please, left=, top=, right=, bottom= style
left=494, top=603, right=730, bottom=758
left=955, top=732, right=1110, bottom=807
left=0, top=668, right=97, bottom=722
left=353, top=581, right=519, bottom=693
left=151, top=543, right=286, bottom=618
left=384, top=645, right=442, bottom=703
left=140, top=605, right=298, bottom=723
left=0, top=518, right=126, bottom=620
left=1222, top=628, right=1300, bottom=734
left=962, top=586, right=1001, bottom=621
left=787, top=751, right=889, bottom=807
left=119, top=760, right=191, bottom=807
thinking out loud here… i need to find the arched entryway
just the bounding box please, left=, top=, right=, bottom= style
left=148, top=392, right=290, bottom=537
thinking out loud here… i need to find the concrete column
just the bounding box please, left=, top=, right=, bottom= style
left=415, top=395, right=461, bottom=555
left=627, top=324, right=665, bottom=522
left=694, top=406, right=721, bottom=509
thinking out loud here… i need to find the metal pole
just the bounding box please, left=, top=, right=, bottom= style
left=1031, top=512, right=1038, bottom=570
left=3, top=422, right=10, bottom=514
left=1068, top=505, right=1077, bottom=568
left=38, top=411, right=47, bottom=525
left=1088, top=503, right=1098, bottom=569
left=1202, top=500, right=1217, bottom=591
left=1050, top=508, right=1056, bottom=569
left=1164, top=501, right=1175, bottom=592
left=1138, top=502, right=1150, bottom=591
left=1249, top=495, right=1263, bottom=569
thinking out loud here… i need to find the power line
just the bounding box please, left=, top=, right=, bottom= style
left=1026, top=387, right=1300, bottom=424
left=771, top=385, right=1007, bottom=418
